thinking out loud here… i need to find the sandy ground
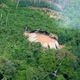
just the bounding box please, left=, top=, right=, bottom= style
left=36, top=34, right=60, bottom=49
left=24, top=32, right=60, bottom=49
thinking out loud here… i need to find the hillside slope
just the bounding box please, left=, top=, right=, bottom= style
left=0, top=1, right=80, bottom=80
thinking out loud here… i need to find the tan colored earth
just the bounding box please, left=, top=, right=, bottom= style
left=24, top=32, right=64, bottom=49
left=36, top=34, right=56, bottom=43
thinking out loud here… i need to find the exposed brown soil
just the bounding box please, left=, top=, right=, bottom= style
left=24, top=32, right=63, bottom=49
left=36, top=33, right=55, bottom=43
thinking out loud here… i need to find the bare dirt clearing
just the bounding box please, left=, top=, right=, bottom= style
left=24, top=32, right=64, bottom=49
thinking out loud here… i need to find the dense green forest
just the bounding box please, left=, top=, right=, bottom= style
left=0, top=0, right=80, bottom=80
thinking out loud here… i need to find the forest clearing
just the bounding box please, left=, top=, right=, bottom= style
left=0, top=0, right=80, bottom=80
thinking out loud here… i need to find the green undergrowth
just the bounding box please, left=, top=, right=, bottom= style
left=0, top=2, right=80, bottom=80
